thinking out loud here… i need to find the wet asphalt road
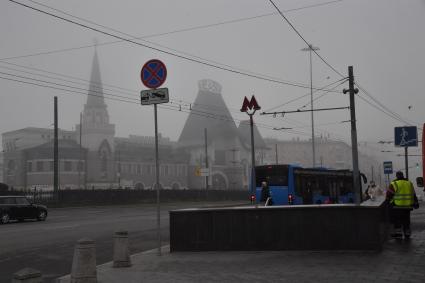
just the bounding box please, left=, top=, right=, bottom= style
left=0, top=202, right=230, bottom=282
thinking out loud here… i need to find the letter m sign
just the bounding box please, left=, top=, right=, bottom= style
left=240, top=96, right=261, bottom=112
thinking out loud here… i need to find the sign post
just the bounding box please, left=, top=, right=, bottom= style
left=240, top=95, right=261, bottom=206
left=395, top=126, right=418, bottom=179
left=383, top=161, right=393, bottom=188
left=140, top=59, right=168, bottom=256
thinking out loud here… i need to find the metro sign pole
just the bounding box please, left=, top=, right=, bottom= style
left=241, top=96, right=261, bottom=206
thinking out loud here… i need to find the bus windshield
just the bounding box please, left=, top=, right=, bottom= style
left=255, top=165, right=289, bottom=187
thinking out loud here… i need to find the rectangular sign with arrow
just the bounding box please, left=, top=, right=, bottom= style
left=140, top=88, right=169, bottom=105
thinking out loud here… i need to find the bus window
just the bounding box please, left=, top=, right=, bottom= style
left=255, top=165, right=289, bottom=187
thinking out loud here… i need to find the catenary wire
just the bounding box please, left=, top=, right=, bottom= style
left=1, top=0, right=343, bottom=61
left=7, top=0, right=342, bottom=92
left=263, top=77, right=347, bottom=112
left=267, top=0, right=345, bottom=78
left=0, top=67, right=350, bottom=140
left=0, top=73, right=346, bottom=140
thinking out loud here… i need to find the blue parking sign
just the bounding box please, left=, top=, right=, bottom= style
left=394, top=126, right=417, bottom=147
left=383, top=161, right=393, bottom=174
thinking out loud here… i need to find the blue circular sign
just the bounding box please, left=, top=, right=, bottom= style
left=141, top=59, right=167, bottom=89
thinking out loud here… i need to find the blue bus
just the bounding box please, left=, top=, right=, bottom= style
left=254, top=164, right=357, bottom=205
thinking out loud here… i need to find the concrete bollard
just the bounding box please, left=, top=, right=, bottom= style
left=113, top=231, right=131, bottom=268
left=12, top=268, right=42, bottom=283
left=70, top=238, right=97, bottom=283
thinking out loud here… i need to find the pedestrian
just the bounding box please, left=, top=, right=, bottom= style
left=367, top=181, right=382, bottom=201
left=260, top=181, right=272, bottom=206
left=386, top=171, right=419, bottom=239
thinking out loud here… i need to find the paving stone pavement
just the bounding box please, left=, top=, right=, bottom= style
left=58, top=204, right=425, bottom=283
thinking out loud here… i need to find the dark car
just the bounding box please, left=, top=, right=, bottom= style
left=0, top=196, right=47, bottom=224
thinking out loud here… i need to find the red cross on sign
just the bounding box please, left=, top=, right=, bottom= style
left=141, top=59, right=167, bottom=89
left=240, top=96, right=261, bottom=112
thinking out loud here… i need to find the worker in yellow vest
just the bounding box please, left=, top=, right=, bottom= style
left=386, top=171, right=419, bottom=238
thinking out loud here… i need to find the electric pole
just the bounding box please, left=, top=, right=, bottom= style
left=54, top=96, right=59, bottom=202
left=343, top=66, right=360, bottom=204
left=301, top=44, right=320, bottom=167
left=78, top=112, right=82, bottom=189
left=275, top=144, right=278, bottom=165
left=204, top=128, right=209, bottom=192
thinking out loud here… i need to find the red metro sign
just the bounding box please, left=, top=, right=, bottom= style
left=240, top=95, right=261, bottom=113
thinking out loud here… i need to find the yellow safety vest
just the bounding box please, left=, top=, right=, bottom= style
left=390, top=180, right=414, bottom=207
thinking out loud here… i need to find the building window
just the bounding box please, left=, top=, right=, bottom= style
left=77, top=161, right=84, bottom=171
left=28, top=162, right=32, bottom=172
left=64, top=161, right=72, bottom=171
left=137, top=164, right=141, bottom=175
left=143, top=164, right=150, bottom=175
left=36, top=161, right=43, bottom=172
left=49, top=161, right=54, bottom=171
left=8, top=160, right=16, bottom=175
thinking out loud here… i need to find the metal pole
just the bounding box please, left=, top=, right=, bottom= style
left=275, top=144, right=278, bottom=165
left=117, top=150, right=121, bottom=189
left=249, top=114, right=256, bottom=206
left=78, top=112, right=82, bottom=189
left=309, top=46, right=316, bottom=167
left=405, top=146, right=409, bottom=179
left=54, top=96, right=58, bottom=201
left=347, top=66, right=360, bottom=204
left=386, top=174, right=389, bottom=187
left=154, top=104, right=161, bottom=256
left=204, top=128, right=209, bottom=192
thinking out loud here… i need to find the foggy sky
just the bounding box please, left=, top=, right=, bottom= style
left=1, top=0, right=424, bottom=175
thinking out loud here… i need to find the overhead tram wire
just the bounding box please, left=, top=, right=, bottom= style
left=355, top=82, right=421, bottom=128
left=0, top=64, right=139, bottom=99
left=2, top=0, right=343, bottom=61
left=0, top=61, right=289, bottom=120
left=8, top=0, right=341, bottom=93
left=0, top=61, right=342, bottom=134
left=6, top=1, right=353, bottom=140
left=0, top=73, right=333, bottom=140
left=260, top=78, right=349, bottom=141
left=0, top=59, right=349, bottom=140
left=263, top=77, right=347, bottom=112
left=355, top=93, right=423, bottom=134
left=0, top=74, right=306, bottom=137
left=0, top=76, right=348, bottom=143
left=299, top=78, right=348, bottom=109
left=0, top=60, right=138, bottom=96
left=8, top=0, right=368, bottom=143
left=0, top=71, right=139, bottom=103
left=268, top=0, right=420, bottom=135
left=267, top=0, right=345, bottom=79
left=4, top=1, right=344, bottom=94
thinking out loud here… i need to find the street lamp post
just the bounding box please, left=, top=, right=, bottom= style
left=301, top=44, right=320, bottom=167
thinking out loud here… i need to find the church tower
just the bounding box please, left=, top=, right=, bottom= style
left=76, top=49, right=115, bottom=185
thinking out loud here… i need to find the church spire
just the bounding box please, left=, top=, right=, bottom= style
left=78, top=47, right=115, bottom=152
left=86, top=47, right=105, bottom=107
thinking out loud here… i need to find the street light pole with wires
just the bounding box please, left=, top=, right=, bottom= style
left=301, top=44, right=320, bottom=167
